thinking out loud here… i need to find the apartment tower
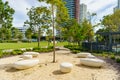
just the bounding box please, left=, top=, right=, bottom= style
left=80, top=3, right=87, bottom=23
left=64, top=0, right=80, bottom=22
left=114, top=0, right=120, bottom=12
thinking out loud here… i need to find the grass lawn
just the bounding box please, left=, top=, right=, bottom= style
left=0, top=41, right=68, bottom=50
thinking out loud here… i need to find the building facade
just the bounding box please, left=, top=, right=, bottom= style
left=80, top=3, right=87, bottom=23
left=17, top=27, right=27, bottom=39
left=64, top=0, right=80, bottom=22
left=114, top=0, right=120, bottom=12
left=118, top=0, right=120, bottom=8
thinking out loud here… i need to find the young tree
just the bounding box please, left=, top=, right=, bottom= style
left=0, top=0, right=14, bottom=40
left=46, top=29, right=52, bottom=46
left=24, top=6, right=50, bottom=47
left=82, top=20, right=94, bottom=42
left=25, top=28, right=33, bottom=42
left=101, top=10, right=120, bottom=32
left=17, top=32, right=23, bottom=41
left=38, top=0, right=69, bottom=62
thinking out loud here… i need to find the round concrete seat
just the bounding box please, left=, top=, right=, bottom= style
left=80, top=58, right=105, bottom=67
left=23, top=52, right=39, bottom=57
left=60, top=62, right=73, bottom=73
left=13, top=59, right=39, bottom=69
left=20, top=55, right=33, bottom=59
left=77, top=52, right=91, bottom=58
left=87, top=54, right=96, bottom=58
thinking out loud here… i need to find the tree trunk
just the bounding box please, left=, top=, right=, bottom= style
left=52, top=4, right=56, bottom=63
left=38, top=27, right=41, bottom=47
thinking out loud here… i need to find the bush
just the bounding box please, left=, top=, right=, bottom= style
left=0, top=50, right=3, bottom=57
left=64, top=45, right=81, bottom=50
left=71, top=50, right=80, bottom=54
left=0, top=40, right=18, bottom=43
left=110, top=54, right=116, bottom=60
left=102, top=53, right=109, bottom=58
left=33, top=47, right=41, bottom=51
left=26, top=48, right=32, bottom=51
left=116, top=57, right=120, bottom=63
left=64, top=45, right=81, bottom=54
left=33, top=47, right=53, bottom=53
left=47, top=46, right=53, bottom=49
left=12, top=49, right=23, bottom=55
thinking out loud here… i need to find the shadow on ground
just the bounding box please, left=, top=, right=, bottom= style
left=52, top=70, right=66, bottom=75
left=75, top=64, right=104, bottom=69
left=100, top=57, right=120, bottom=80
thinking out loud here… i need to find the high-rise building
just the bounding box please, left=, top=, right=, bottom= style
left=80, top=3, right=87, bottom=23
left=114, top=0, right=120, bottom=12
left=64, top=0, right=80, bottom=22
left=118, top=0, right=120, bottom=8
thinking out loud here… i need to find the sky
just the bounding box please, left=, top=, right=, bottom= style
left=2, top=0, right=118, bottom=28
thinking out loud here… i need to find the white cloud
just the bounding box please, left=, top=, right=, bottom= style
left=81, top=0, right=117, bottom=12
left=3, top=0, right=46, bottom=27
left=2, top=0, right=118, bottom=27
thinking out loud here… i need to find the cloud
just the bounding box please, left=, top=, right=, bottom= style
left=2, top=0, right=118, bottom=28
left=81, top=0, right=117, bottom=21
left=3, top=0, right=47, bottom=27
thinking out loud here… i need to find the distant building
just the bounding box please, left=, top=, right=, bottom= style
left=17, top=27, right=27, bottom=39
left=114, top=6, right=118, bottom=12
left=118, top=0, right=120, bottom=8
left=114, top=0, right=120, bottom=12
left=64, top=0, right=80, bottom=22
left=80, top=3, right=87, bottom=23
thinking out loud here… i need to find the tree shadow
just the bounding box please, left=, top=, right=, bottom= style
left=6, top=67, right=20, bottom=72
left=0, top=64, right=12, bottom=70
left=52, top=70, right=66, bottom=75
left=102, top=58, right=120, bottom=80
left=75, top=64, right=104, bottom=69
left=0, top=63, right=20, bottom=72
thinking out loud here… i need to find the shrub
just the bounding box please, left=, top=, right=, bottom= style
left=102, top=53, right=108, bottom=58
left=71, top=50, right=80, bottom=54
left=12, top=49, right=23, bottom=55
left=0, top=40, right=18, bottom=43
left=26, top=48, right=32, bottom=51
left=33, top=47, right=41, bottom=51
left=33, top=47, right=53, bottom=53
left=116, top=57, right=120, bottom=63
left=93, top=53, right=103, bottom=57
left=110, top=54, right=115, bottom=60
left=64, top=45, right=81, bottom=50
left=47, top=46, right=53, bottom=49
left=0, top=50, right=3, bottom=57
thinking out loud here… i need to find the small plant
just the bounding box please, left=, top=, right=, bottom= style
left=71, top=50, right=80, bottom=54
left=110, top=54, right=115, bottom=60
left=116, top=57, right=120, bottom=63
left=33, top=47, right=41, bottom=51
left=102, top=53, right=108, bottom=58
left=0, top=50, right=3, bottom=57
left=13, top=49, right=23, bottom=55
left=47, top=46, right=53, bottom=49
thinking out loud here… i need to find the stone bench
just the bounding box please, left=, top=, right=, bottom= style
left=13, top=59, right=39, bottom=69
left=80, top=58, right=105, bottom=67
left=20, top=55, right=33, bottom=59
left=23, top=52, right=39, bottom=57
left=60, top=62, right=73, bottom=73
left=77, top=52, right=91, bottom=58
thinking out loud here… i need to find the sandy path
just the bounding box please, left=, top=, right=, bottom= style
left=0, top=49, right=119, bottom=80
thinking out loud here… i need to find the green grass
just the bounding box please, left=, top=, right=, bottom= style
left=0, top=41, right=68, bottom=50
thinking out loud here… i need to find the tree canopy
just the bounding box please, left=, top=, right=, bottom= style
left=0, top=0, right=15, bottom=40
left=101, top=10, right=120, bottom=32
